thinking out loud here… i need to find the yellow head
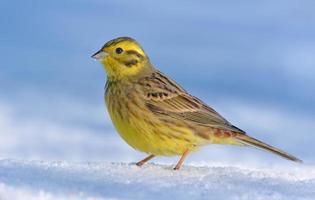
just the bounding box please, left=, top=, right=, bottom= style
left=92, top=37, right=152, bottom=81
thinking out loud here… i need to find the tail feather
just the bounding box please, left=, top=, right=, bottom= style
left=235, top=134, right=302, bottom=163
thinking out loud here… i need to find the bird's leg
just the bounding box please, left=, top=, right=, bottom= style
left=174, top=149, right=190, bottom=170
left=136, top=154, right=155, bottom=167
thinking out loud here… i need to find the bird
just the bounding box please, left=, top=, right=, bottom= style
left=92, top=37, right=301, bottom=170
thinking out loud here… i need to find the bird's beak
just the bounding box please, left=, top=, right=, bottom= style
left=91, top=50, right=108, bottom=60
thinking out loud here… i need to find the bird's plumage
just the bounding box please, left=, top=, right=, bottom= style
left=92, top=37, right=302, bottom=169
left=141, top=71, right=245, bottom=133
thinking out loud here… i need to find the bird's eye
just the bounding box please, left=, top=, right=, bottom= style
left=115, top=47, right=123, bottom=54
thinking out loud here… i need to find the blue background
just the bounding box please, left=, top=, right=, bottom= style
left=0, top=0, right=314, bottom=165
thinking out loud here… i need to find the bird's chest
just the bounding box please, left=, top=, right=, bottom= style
left=105, top=83, right=153, bottom=144
left=105, top=83, right=137, bottom=126
left=104, top=81, right=199, bottom=155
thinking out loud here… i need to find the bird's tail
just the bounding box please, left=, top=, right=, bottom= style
left=235, top=134, right=302, bottom=162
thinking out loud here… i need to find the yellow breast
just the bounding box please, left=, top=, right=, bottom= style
left=105, top=83, right=204, bottom=156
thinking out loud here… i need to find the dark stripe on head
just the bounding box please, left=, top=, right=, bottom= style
left=103, top=37, right=137, bottom=49
left=122, top=59, right=138, bottom=67
left=125, top=50, right=144, bottom=59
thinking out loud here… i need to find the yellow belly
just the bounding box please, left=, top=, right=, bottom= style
left=104, top=83, right=237, bottom=156
left=108, top=107, right=204, bottom=156
left=104, top=85, right=211, bottom=156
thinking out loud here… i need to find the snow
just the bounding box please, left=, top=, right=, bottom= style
left=0, top=160, right=314, bottom=200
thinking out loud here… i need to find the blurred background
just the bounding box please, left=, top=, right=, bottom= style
left=0, top=0, right=314, bottom=166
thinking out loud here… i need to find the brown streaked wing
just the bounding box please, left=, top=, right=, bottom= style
left=140, top=71, right=245, bottom=133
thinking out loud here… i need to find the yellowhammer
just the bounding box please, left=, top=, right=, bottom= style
left=92, top=37, right=301, bottom=170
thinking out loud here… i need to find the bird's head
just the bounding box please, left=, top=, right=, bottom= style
left=92, top=37, right=152, bottom=80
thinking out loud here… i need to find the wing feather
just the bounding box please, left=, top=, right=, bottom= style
left=139, top=71, right=245, bottom=133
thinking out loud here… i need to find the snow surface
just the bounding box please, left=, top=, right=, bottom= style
left=0, top=160, right=314, bottom=200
